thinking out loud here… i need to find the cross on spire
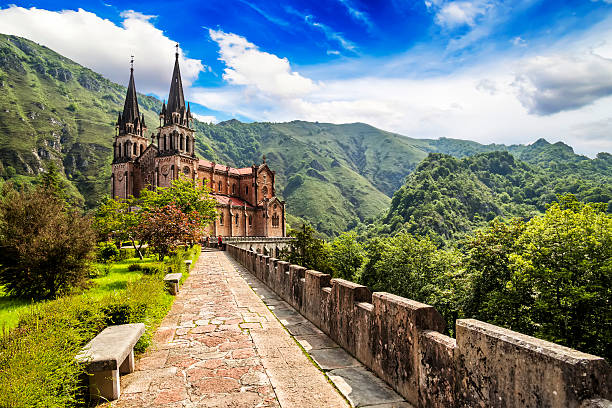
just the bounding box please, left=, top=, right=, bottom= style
left=175, top=43, right=179, bottom=57
left=130, top=55, right=134, bottom=71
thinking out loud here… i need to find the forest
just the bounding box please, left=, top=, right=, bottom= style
left=282, top=150, right=612, bottom=362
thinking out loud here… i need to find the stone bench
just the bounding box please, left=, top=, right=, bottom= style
left=76, top=323, right=145, bottom=402
left=164, top=272, right=182, bottom=295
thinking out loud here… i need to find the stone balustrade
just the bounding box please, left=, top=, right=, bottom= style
left=227, top=244, right=612, bottom=408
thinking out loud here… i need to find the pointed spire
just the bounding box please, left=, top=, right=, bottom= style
left=165, top=45, right=187, bottom=126
left=118, top=58, right=141, bottom=135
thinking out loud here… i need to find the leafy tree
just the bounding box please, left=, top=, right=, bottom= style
left=93, top=196, right=145, bottom=259
left=462, top=218, right=532, bottom=331
left=286, top=224, right=332, bottom=273
left=509, top=195, right=612, bottom=359
left=329, top=232, right=364, bottom=280
left=138, top=204, right=202, bottom=261
left=138, top=178, right=217, bottom=227
left=359, top=232, right=462, bottom=332
left=0, top=183, right=95, bottom=299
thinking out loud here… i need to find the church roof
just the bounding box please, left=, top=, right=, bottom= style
left=198, top=159, right=254, bottom=176
left=212, top=194, right=254, bottom=208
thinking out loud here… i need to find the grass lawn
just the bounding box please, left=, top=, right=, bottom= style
left=0, top=288, right=33, bottom=330
left=0, top=246, right=201, bottom=330
left=0, top=254, right=167, bottom=330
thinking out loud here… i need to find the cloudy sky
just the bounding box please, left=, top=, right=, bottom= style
left=1, top=0, right=611, bottom=156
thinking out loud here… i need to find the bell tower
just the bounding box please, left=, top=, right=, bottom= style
left=154, top=45, right=197, bottom=188
left=111, top=58, right=148, bottom=199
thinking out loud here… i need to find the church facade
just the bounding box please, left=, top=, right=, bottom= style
left=110, top=51, right=286, bottom=237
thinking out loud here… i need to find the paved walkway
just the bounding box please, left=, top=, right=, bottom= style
left=112, top=250, right=348, bottom=408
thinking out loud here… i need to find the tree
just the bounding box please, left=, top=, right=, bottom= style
left=0, top=183, right=96, bottom=299
left=138, top=178, right=217, bottom=227
left=286, top=224, right=331, bottom=273
left=138, top=204, right=202, bottom=261
left=462, top=218, right=532, bottom=332
left=93, top=196, right=145, bottom=259
left=135, top=178, right=216, bottom=259
left=359, top=232, right=462, bottom=333
left=329, top=232, right=364, bottom=280
left=509, top=195, right=612, bottom=359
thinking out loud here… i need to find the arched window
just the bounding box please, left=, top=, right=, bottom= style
left=185, top=136, right=190, bottom=153
left=163, top=134, right=167, bottom=150
left=133, top=143, right=137, bottom=155
left=262, top=186, right=268, bottom=197
left=232, top=184, right=236, bottom=195
left=180, top=134, right=184, bottom=150
left=218, top=181, right=222, bottom=192
left=235, top=214, right=239, bottom=225
left=248, top=215, right=253, bottom=226
left=272, top=214, right=279, bottom=227
left=140, top=144, right=144, bottom=155
left=219, top=212, right=224, bottom=225
left=245, top=186, right=249, bottom=195
left=118, top=143, right=122, bottom=157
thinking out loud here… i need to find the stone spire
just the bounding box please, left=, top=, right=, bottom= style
left=165, top=44, right=187, bottom=126
left=117, top=57, right=142, bottom=136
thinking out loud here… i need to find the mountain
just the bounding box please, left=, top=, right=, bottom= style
left=0, top=34, right=162, bottom=206
left=363, top=150, right=612, bottom=244
left=1, top=34, right=611, bottom=238
left=192, top=120, right=431, bottom=235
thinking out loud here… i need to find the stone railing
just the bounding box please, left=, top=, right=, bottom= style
left=222, top=236, right=295, bottom=243
left=227, top=245, right=611, bottom=408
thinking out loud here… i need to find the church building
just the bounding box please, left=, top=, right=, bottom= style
left=110, top=50, right=286, bottom=237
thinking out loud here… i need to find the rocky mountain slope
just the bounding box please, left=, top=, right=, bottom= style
left=1, top=34, right=610, bottom=237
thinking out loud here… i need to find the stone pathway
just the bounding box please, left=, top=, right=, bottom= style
left=112, top=250, right=348, bottom=408
left=234, top=259, right=412, bottom=408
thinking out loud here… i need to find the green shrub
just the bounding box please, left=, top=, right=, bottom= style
left=0, top=276, right=173, bottom=406
left=127, top=263, right=142, bottom=272
left=0, top=243, right=195, bottom=406
left=118, top=248, right=136, bottom=260
left=0, top=184, right=96, bottom=300
left=140, top=263, right=165, bottom=275
left=97, top=241, right=119, bottom=262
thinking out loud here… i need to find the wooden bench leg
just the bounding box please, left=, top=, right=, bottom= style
left=89, top=369, right=120, bottom=401
left=120, top=349, right=135, bottom=374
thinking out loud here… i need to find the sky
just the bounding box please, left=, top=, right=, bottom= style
left=0, top=1, right=611, bottom=156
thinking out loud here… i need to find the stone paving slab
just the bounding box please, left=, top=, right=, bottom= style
left=328, top=367, right=413, bottom=408
left=232, top=259, right=411, bottom=408
left=309, top=348, right=361, bottom=371
left=111, top=251, right=347, bottom=408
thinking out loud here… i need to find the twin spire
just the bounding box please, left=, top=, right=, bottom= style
left=161, top=44, right=191, bottom=127
left=117, top=47, right=191, bottom=137
left=116, top=56, right=145, bottom=136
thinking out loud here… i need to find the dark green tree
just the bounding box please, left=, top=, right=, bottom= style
left=0, top=183, right=96, bottom=299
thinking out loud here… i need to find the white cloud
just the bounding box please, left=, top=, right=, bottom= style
left=0, top=6, right=204, bottom=98
left=192, top=113, right=218, bottom=124
left=514, top=53, right=612, bottom=115
left=337, top=0, right=375, bottom=32
left=433, top=1, right=492, bottom=28
left=208, top=29, right=318, bottom=99
left=194, top=27, right=612, bottom=157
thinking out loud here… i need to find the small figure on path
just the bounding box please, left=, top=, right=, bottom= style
left=218, top=235, right=224, bottom=250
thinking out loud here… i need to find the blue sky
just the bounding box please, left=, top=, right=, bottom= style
left=1, top=0, right=612, bottom=155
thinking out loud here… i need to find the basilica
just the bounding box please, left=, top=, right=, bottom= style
left=111, top=51, right=286, bottom=237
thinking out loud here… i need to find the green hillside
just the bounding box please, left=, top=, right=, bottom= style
left=365, top=150, right=612, bottom=244
left=193, top=120, right=429, bottom=235
left=0, top=34, right=162, bottom=207
left=1, top=34, right=611, bottom=238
